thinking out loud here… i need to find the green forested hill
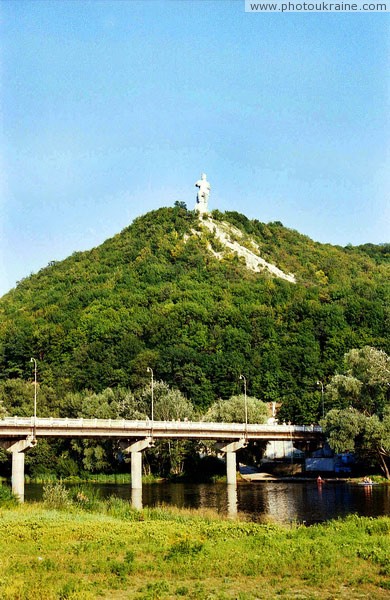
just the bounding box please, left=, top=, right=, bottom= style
left=0, top=205, right=389, bottom=422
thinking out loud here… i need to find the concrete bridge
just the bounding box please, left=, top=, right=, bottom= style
left=0, top=417, right=323, bottom=502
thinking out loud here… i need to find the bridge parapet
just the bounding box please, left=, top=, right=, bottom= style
left=0, top=417, right=322, bottom=441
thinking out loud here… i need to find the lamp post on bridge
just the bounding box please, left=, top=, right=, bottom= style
left=30, top=358, right=37, bottom=441
left=146, top=367, right=154, bottom=439
left=239, top=374, right=248, bottom=439
left=317, top=380, right=324, bottom=418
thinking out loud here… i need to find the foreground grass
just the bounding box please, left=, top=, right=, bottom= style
left=0, top=501, right=389, bottom=600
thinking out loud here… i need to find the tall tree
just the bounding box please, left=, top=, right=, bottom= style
left=321, top=347, right=390, bottom=478
left=326, top=346, right=390, bottom=416
left=204, top=394, right=268, bottom=424
left=322, top=408, right=390, bottom=479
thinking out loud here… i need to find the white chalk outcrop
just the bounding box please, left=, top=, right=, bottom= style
left=199, top=217, right=296, bottom=284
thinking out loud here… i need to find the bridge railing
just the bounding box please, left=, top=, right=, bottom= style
left=0, top=417, right=322, bottom=433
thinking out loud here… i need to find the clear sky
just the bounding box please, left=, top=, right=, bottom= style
left=1, top=1, right=389, bottom=296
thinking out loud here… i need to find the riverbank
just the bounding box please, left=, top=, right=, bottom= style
left=240, top=474, right=390, bottom=483
left=0, top=495, right=389, bottom=599
left=239, top=470, right=390, bottom=484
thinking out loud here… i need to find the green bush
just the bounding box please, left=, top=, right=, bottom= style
left=70, top=485, right=102, bottom=511
left=165, top=538, right=204, bottom=560
left=42, top=481, right=71, bottom=509
left=0, top=485, right=17, bottom=506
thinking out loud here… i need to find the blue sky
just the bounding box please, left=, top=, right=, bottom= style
left=1, top=1, right=389, bottom=296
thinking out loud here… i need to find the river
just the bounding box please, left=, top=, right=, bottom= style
left=25, top=480, right=390, bottom=524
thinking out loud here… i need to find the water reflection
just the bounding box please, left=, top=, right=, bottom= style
left=24, top=481, right=390, bottom=524
left=227, top=484, right=238, bottom=517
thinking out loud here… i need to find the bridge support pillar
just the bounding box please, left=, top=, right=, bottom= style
left=131, top=487, right=143, bottom=510
left=217, top=439, right=247, bottom=486
left=12, top=451, right=25, bottom=502
left=120, top=438, right=153, bottom=506
left=131, top=451, right=143, bottom=490
left=226, top=452, right=237, bottom=486
left=0, top=437, right=36, bottom=502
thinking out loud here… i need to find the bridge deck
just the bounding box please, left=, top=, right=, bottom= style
left=0, top=418, right=322, bottom=441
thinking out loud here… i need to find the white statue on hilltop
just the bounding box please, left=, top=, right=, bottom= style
left=195, top=173, right=210, bottom=214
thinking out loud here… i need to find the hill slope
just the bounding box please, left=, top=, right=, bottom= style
left=0, top=205, right=388, bottom=421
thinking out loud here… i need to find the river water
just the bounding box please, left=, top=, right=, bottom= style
left=25, top=481, right=390, bottom=524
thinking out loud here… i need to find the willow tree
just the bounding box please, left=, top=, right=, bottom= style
left=322, top=407, right=390, bottom=479
left=322, top=347, right=390, bottom=478
left=204, top=394, right=268, bottom=424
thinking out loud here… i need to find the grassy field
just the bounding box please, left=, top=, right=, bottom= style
left=0, top=489, right=389, bottom=600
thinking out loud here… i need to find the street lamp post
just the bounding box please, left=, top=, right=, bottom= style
left=239, top=374, right=248, bottom=438
left=30, top=358, right=37, bottom=440
left=146, top=367, right=154, bottom=438
left=317, top=380, right=324, bottom=418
